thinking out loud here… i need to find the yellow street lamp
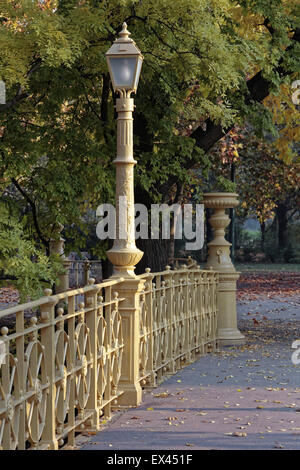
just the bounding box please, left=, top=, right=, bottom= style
left=105, top=23, right=144, bottom=277
left=106, top=22, right=143, bottom=96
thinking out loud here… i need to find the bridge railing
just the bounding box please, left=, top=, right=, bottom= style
left=0, top=265, right=218, bottom=450
left=138, top=266, right=218, bottom=387
left=0, top=277, right=124, bottom=450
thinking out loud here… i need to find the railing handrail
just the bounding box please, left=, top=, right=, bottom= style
left=0, top=277, right=123, bottom=319
left=138, top=266, right=217, bottom=279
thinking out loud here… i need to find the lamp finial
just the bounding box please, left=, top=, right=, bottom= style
left=118, top=22, right=132, bottom=42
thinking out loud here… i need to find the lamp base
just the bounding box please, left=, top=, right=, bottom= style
left=107, top=247, right=143, bottom=278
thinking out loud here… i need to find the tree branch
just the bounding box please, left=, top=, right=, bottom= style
left=11, top=178, right=50, bottom=254
left=190, top=28, right=300, bottom=154
left=156, top=28, right=300, bottom=199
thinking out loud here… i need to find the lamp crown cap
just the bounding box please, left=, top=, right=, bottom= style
left=116, top=22, right=132, bottom=43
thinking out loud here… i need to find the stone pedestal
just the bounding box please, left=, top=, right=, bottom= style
left=112, top=277, right=145, bottom=406
left=49, top=224, right=71, bottom=294
left=203, top=193, right=245, bottom=346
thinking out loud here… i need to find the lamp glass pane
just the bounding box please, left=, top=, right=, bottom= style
left=109, top=57, right=137, bottom=88
left=134, top=58, right=143, bottom=90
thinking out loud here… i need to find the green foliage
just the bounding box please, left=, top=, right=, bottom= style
left=0, top=0, right=298, bottom=293
left=214, top=175, right=237, bottom=193
left=0, top=205, right=62, bottom=301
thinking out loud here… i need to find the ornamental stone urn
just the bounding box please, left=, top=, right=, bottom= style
left=203, top=193, right=245, bottom=345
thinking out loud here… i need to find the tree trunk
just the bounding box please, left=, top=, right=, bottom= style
left=168, top=216, right=175, bottom=261
left=276, top=203, right=288, bottom=252
left=228, top=163, right=236, bottom=259
left=260, top=221, right=265, bottom=251
left=101, top=238, right=113, bottom=279
left=136, top=238, right=169, bottom=274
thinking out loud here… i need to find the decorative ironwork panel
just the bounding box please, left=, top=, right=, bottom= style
left=138, top=266, right=219, bottom=385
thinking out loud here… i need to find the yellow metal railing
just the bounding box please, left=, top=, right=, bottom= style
left=138, top=266, right=218, bottom=387
left=0, top=265, right=219, bottom=450
left=0, top=278, right=124, bottom=450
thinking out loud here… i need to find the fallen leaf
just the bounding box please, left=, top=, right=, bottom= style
left=154, top=392, right=170, bottom=398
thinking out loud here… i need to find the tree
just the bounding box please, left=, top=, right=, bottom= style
left=207, top=124, right=300, bottom=255
left=0, top=0, right=299, bottom=290
left=0, top=204, right=62, bottom=300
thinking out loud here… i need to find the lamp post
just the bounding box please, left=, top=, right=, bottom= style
left=105, top=22, right=143, bottom=278
left=105, top=23, right=146, bottom=405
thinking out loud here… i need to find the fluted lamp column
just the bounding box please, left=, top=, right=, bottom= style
left=106, top=22, right=143, bottom=278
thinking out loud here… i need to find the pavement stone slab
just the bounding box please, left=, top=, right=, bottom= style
left=76, top=294, right=300, bottom=450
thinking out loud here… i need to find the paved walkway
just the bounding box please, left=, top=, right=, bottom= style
left=78, top=293, right=300, bottom=450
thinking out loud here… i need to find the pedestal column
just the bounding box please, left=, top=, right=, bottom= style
left=112, top=277, right=145, bottom=406
left=203, top=193, right=245, bottom=345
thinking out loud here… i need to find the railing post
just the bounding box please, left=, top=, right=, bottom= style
left=112, top=277, right=145, bottom=406
left=193, top=267, right=202, bottom=358
left=15, top=310, right=26, bottom=449
left=181, top=266, right=191, bottom=366
left=203, top=193, right=245, bottom=346
left=212, top=271, right=219, bottom=351
left=143, top=268, right=155, bottom=387
left=163, top=266, right=175, bottom=376
left=84, top=279, right=100, bottom=431
left=40, top=289, right=58, bottom=450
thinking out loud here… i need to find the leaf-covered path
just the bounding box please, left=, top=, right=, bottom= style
left=78, top=273, right=300, bottom=450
